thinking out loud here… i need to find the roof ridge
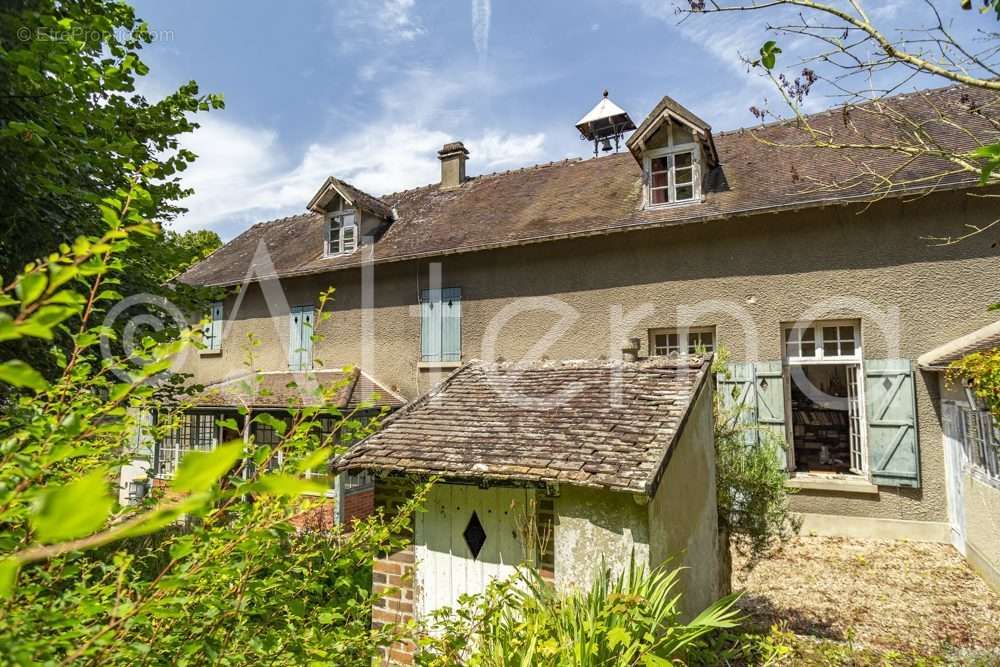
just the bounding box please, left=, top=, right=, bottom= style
left=713, top=81, right=972, bottom=138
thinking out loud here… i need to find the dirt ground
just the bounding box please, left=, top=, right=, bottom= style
left=732, top=536, right=1000, bottom=658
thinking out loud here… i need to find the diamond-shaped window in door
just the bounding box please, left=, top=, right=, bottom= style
left=463, top=511, right=487, bottom=560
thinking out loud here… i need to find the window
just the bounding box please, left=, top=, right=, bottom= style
left=156, top=413, right=218, bottom=478
left=421, top=288, right=461, bottom=362
left=289, top=305, right=315, bottom=371
left=343, top=470, right=373, bottom=492
left=783, top=321, right=860, bottom=362
left=649, top=327, right=715, bottom=358
left=326, top=206, right=358, bottom=256
left=960, top=407, right=1000, bottom=482
left=203, top=302, right=223, bottom=351
left=646, top=149, right=699, bottom=207
left=253, top=420, right=283, bottom=472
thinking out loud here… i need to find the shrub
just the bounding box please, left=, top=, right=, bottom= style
left=417, top=557, right=742, bottom=666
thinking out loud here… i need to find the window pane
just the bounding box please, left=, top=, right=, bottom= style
left=801, top=328, right=815, bottom=342
left=674, top=152, right=692, bottom=168
left=840, top=326, right=854, bottom=341
left=675, top=185, right=694, bottom=201
left=651, top=172, right=668, bottom=188
left=822, top=326, right=837, bottom=341
left=801, top=340, right=816, bottom=357
left=674, top=167, right=693, bottom=185
left=823, top=340, right=839, bottom=356
left=841, top=340, right=855, bottom=355
left=651, top=157, right=669, bottom=172
left=651, top=188, right=669, bottom=204
left=653, top=334, right=668, bottom=355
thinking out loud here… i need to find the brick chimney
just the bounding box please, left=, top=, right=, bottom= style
left=438, top=141, right=469, bottom=189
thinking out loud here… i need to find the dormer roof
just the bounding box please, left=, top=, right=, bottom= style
left=307, top=176, right=393, bottom=219
left=626, top=95, right=719, bottom=167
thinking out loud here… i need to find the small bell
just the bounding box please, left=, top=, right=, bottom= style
left=600, top=137, right=613, bottom=152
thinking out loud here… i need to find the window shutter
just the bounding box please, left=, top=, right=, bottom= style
left=421, top=290, right=440, bottom=361
left=441, top=288, right=461, bottom=362
left=289, top=309, right=302, bottom=370
left=864, top=358, right=920, bottom=487
left=209, top=302, right=223, bottom=351
left=716, top=361, right=788, bottom=470
left=300, top=307, right=314, bottom=370
left=754, top=361, right=788, bottom=469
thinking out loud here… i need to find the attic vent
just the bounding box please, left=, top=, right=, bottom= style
left=463, top=511, right=487, bottom=559
left=575, top=90, right=637, bottom=158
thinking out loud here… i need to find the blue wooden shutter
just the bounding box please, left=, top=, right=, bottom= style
left=289, top=307, right=302, bottom=370
left=421, top=290, right=439, bottom=361
left=209, top=302, right=223, bottom=351
left=300, top=307, right=314, bottom=370
left=441, top=288, right=461, bottom=362
left=864, top=358, right=920, bottom=487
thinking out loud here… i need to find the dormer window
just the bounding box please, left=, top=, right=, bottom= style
left=645, top=146, right=700, bottom=207
left=326, top=205, right=357, bottom=256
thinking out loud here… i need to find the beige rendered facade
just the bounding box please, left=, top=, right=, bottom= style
left=182, top=186, right=999, bottom=535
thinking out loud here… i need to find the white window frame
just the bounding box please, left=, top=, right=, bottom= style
left=781, top=319, right=869, bottom=477
left=959, top=406, right=1000, bottom=485
left=325, top=200, right=358, bottom=257
left=649, top=326, right=715, bottom=358
left=155, top=412, right=220, bottom=478
left=782, top=320, right=862, bottom=365
left=643, top=124, right=702, bottom=209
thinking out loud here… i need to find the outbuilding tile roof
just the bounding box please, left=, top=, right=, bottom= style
left=336, top=357, right=710, bottom=495
left=192, top=368, right=407, bottom=410
left=918, top=320, right=1000, bottom=369
left=179, top=84, right=1000, bottom=287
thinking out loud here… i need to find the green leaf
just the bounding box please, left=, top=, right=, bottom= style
left=0, top=559, right=19, bottom=599
left=0, top=360, right=49, bottom=392
left=169, top=536, right=195, bottom=561
left=971, top=142, right=1000, bottom=184
left=759, top=40, right=782, bottom=70
left=256, top=474, right=327, bottom=497
left=31, top=470, right=113, bottom=544
left=172, top=440, right=243, bottom=493
left=607, top=626, right=631, bottom=649
left=15, top=273, right=47, bottom=306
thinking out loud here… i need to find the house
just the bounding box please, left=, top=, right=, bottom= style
left=919, top=323, right=1000, bottom=591
left=337, top=356, right=719, bottom=663
left=152, top=82, right=1000, bottom=617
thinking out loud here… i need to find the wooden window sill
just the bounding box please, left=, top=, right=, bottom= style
left=199, top=349, right=223, bottom=357
left=785, top=473, right=879, bottom=495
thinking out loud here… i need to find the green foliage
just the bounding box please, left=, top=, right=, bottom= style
left=418, top=558, right=742, bottom=666
left=712, top=349, right=799, bottom=567
left=757, top=41, right=782, bottom=70
left=948, top=348, right=1000, bottom=420
left=0, top=0, right=223, bottom=377
left=0, top=195, right=422, bottom=664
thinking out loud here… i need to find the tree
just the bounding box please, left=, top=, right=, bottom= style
left=686, top=0, right=1000, bottom=244
left=0, top=0, right=224, bottom=376
left=0, top=187, right=421, bottom=665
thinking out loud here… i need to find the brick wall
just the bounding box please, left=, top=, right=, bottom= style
left=372, top=479, right=418, bottom=665
left=288, top=496, right=337, bottom=531
left=342, top=487, right=374, bottom=524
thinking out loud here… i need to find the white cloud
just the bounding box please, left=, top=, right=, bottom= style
left=335, top=0, right=425, bottom=49
left=173, top=116, right=547, bottom=237
left=472, top=0, right=491, bottom=61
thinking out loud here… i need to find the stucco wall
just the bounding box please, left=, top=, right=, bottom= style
left=181, top=189, right=1000, bottom=525
left=963, top=475, right=1000, bottom=591
left=647, top=374, right=721, bottom=617
left=552, top=485, right=650, bottom=592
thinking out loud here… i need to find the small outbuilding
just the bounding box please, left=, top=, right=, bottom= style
left=337, top=356, right=721, bottom=663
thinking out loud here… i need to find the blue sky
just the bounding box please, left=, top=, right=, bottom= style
left=130, top=0, right=975, bottom=240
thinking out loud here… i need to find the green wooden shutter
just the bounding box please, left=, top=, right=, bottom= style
left=716, top=362, right=757, bottom=446
left=441, top=288, right=461, bottom=362
left=209, top=302, right=223, bottom=351
left=716, top=361, right=788, bottom=469
left=754, top=361, right=788, bottom=469
left=288, top=308, right=300, bottom=369
left=864, top=358, right=920, bottom=487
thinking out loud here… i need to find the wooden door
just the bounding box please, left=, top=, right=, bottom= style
left=415, top=484, right=533, bottom=620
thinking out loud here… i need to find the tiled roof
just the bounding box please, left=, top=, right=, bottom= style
left=918, top=320, right=1000, bottom=369
left=192, top=368, right=407, bottom=410
left=179, top=84, right=999, bottom=287
left=308, top=176, right=394, bottom=220
left=336, top=357, right=710, bottom=495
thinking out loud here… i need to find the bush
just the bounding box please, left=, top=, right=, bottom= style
left=417, top=557, right=742, bottom=666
